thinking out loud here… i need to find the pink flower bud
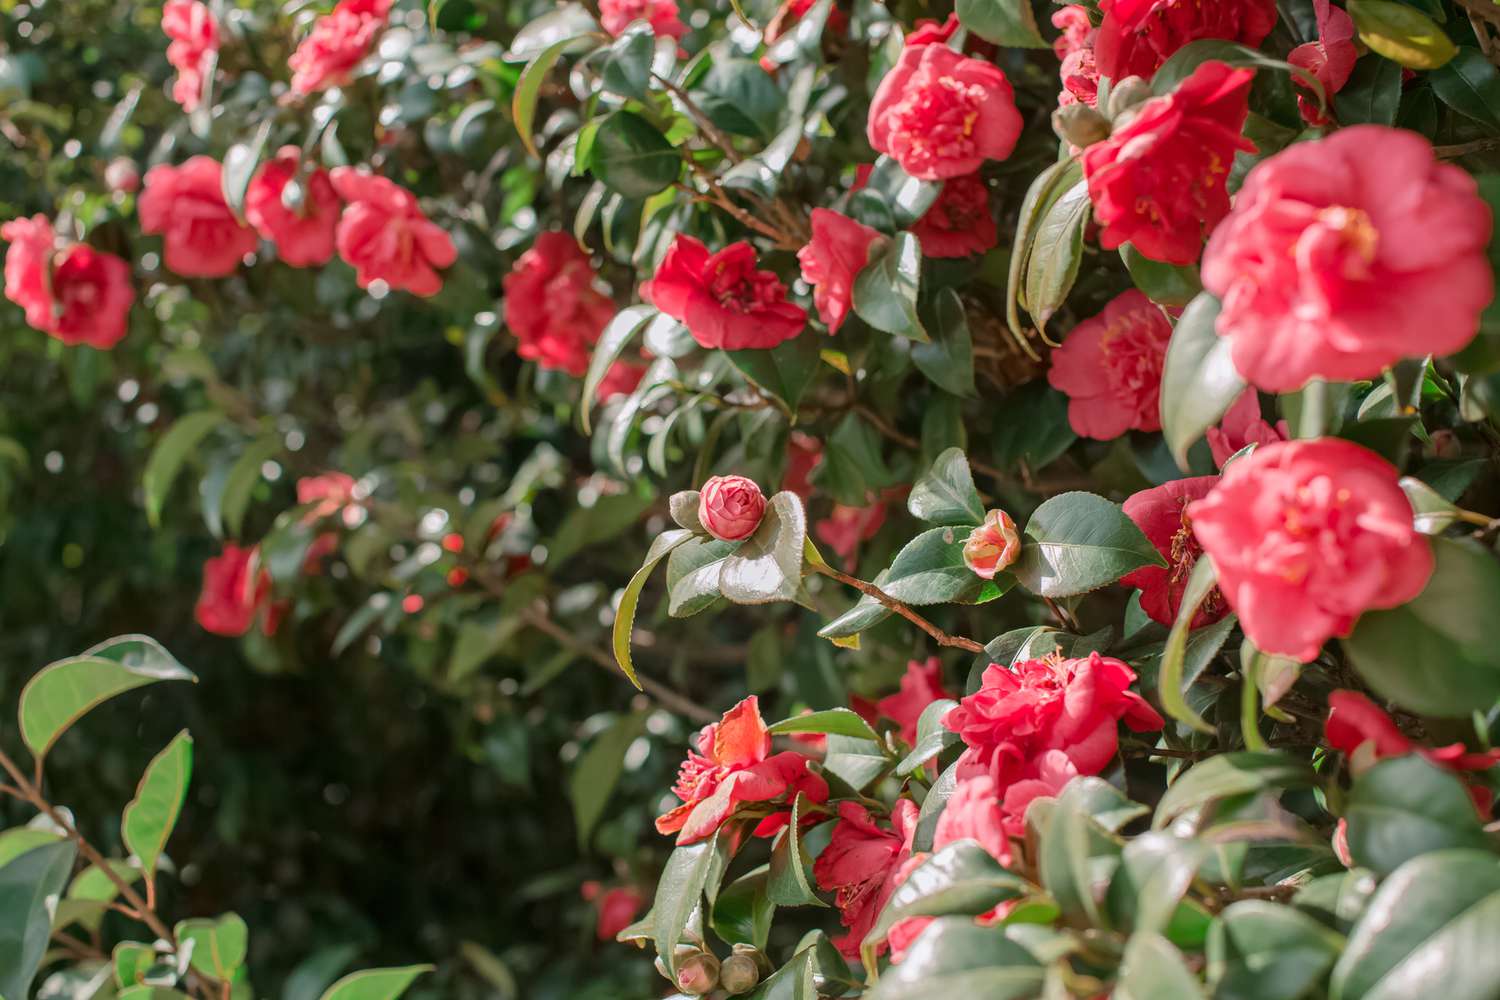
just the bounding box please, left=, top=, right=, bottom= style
left=962, top=509, right=1021, bottom=579
left=698, top=475, right=767, bottom=542
left=675, top=952, right=720, bottom=996
left=105, top=158, right=141, bottom=194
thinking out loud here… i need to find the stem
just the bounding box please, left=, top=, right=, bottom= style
left=809, top=562, right=986, bottom=654
left=1434, top=137, right=1500, bottom=159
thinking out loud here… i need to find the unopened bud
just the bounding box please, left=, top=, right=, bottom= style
left=720, top=954, right=761, bottom=994
left=732, top=942, right=774, bottom=976
left=1052, top=102, right=1110, bottom=149
left=675, top=951, right=721, bottom=996
left=1107, top=76, right=1154, bottom=122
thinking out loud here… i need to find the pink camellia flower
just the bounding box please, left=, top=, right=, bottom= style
left=933, top=774, right=1010, bottom=861
left=1202, top=126, right=1494, bottom=391
left=875, top=657, right=954, bottom=746
left=105, top=158, right=141, bottom=195
left=580, top=882, right=646, bottom=941
left=816, top=499, right=888, bottom=564
left=867, top=44, right=1022, bottom=181
left=963, top=509, right=1022, bottom=580
left=599, top=0, right=688, bottom=39
left=1053, top=6, right=1099, bottom=108
left=698, top=475, right=767, bottom=542
left=1288, top=0, right=1357, bottom=126
left=656, top=696, right=828, bottom=844
left=2, top=216, right=135, bottom=349
left=140, top=157, right=260, bottom=278
left=814, top=799, right=919, bottom=958
left=1095, top=0, right=1278, bottom=81
left=162, top=0, right=218, bottom=112
left=641, top=236, right=806, bottom=351
left=782, top=431, right=823, bottom=500
left=1327, top=690, right=1500, bottom=774
left=911, top=174, right=997, bottom=258
left=1120, top=476, right=1227, bottom=628
left=244, top=148, right=341, bottom=268
left=1047, top=289, right=1172, bottom=440
left=297, top=472, right=358, bottom=520
left=195, top=543, right=276, bottom=637
left=502, top=232, right=615, bottom=376
left=798, top=209, right=882, bottom=334
left=944, top=652, right=1164, bottom=786
left=1188, top=439, right=1434, bottom=662
left=1082, top=61, right=1255, bottom=266
left=288, top=0, right=393, bottom=96
left=1206, top=390, right=1288, bottom=468
left=329, top=168, right=456, bottom=297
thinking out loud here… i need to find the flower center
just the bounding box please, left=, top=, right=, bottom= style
left=890, top=75, right=986, bottom=173
left=1315, top=206, right=1379, bottom=264
left=710, top=262, right=782, bottom=314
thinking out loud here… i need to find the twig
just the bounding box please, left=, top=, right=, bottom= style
left=1042, top=597, right=1081, bottom=633
left=1434, top=137, right=1500, bottom=159
left=651, top=72, right=742, bottom=164
left=809, top=562, right=986, bottom=654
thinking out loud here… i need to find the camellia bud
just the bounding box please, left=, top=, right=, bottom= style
left=719, top=953, right=761, bottom=994
left=105, top=157, right=141, bottom=195
left=675, top=951, right=721, bottom=996
left=1052, top=102, right=1110, bottom=149
left=732, top=942, right=774, bottom=976
left=697, top=475, right=767, bottom=542
left=1106, top=76, right=1154, bottom=123
left=963, top=509, right=1022, bottom=580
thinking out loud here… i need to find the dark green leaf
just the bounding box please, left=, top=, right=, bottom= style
left=1122, top=245, right=1202, bottom=307
left=1154, top=753, right=1319, bottom=830
left=912, top=289, right=976, bottom=396
left=1160, top=293, right=1244, bottom=471
left=1007, top=159, right=1083, bottom=342
left=581, top=305, right=656, bottom=434
left=865, top=918, right=1044, bottom=1000
left=767, top=795, right=825, bottom=907
left=589, top=112, right=680, bottom=199
left=513, top=37, right=588, bottom=158
left=1430, top=47, right=1500, bottom=130
left=908, top=447, right=984, bottom=527
left=1208, top=900, right=1344, bottom=1000
left=726, top=333, right=823, bottom=410
left=601, top=23, right=653, bottom=100
left=864, top=843, right=1028, bottom=959
left=1039, top=779, right=1125, bottom=926
left=654, top=835, right=722, bottom=975
left=1343, top=754, right=1491, bottom=877
left=854, top=233, right=927, bottom=341
left=954, top=0, right=1048, bottom=47
left=882, top=526, right=1005, bottom=606
left=1157, top=558, right=1221, bottom=735
left=1116, top=932, right=1205, bottom=1000
left=719, top=491, right=806, bottom=605
left=712, top=868, right=774, bottom=949
left=1106, top=832, right=1204, bottom=935
left=0, top=840, right=79, bottom=1000
left=1013, top=492, right=1165, bottom=598
left=613, top=529, right=696, bottom=688
left=1023, top=179, right=1090, bottom=334
left=569, top=711, right=649, bottom=850
left=1335, top=53, right=1404, bottom=126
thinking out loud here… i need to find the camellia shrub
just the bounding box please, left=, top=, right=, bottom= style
left=7, top=0, right=1500, bottom=997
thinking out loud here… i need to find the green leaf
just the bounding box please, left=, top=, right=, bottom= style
left=221, top=120, right=272, bottom=219
left=854, top=232, right=926, bottom=341
left=1122, top=245, right=1202, bottom=307
left=814, top=412, right=895, bottom=506
left=908, top=447, right=984, bottom=527
left=767, top=794, right=824, bottom=907
left=1342, top=537, right=1500, bottom=717
left=816, top=583, right=895, bottom=640
left=144, top=411, right=225, bottom=528
left=513, top=36, right=587, bottom=158
left=883, top=526, right=1005, bottom=606
left=1335, top=53, right=1405, bottom=126
left=865, top=918, right=1044, bottom=1000
left=1430, top=47, right=1500, bottom=130
left=612, top=529, right=696, bottom=688
left=601, top=23, right=653, bottom=100
left=19, top=635, right=196, bottom=764
left=1154, top=752, right=1319, bottom=830
left=859, top=157, right=942, bottom=229
left=666, top=536, right=736, bottom=618
left=1342, top=754, right=1491, bottom=877
left=864, top=843, right=1028, bottom=959
left=1399, top=475, right=1462, bottom=534
left=1115, top=932, right=1206, bottom=1000
left=589, top=111, right=681, bottom=199
left=1023, top=178, right=1090, bottom=334
left=1013, top=492, right=1165, bottom=599
left=713, top=869, right=775, bottom=951
left=1157, top=557, right=1220, bottom=735
left=911, top=289, right=976, bottom=397
left=317, top=966, right=435, bottom=1000
left=913, top=760, right=960, bottom=852
left=767, top=708, right=879, bottom=741
left=1159, top=293, right=1243, bottom=471
left=1208, top=900, right=1344, bottom=1000
left=122, top=730, right=193, bottom=881
left=1346, top=0, right=1457, bottom=70
left=1007, top=158, right=1082, bottom=344
left=896, top=698, right=961, bottom=776
left=0, top=840, right=79, bottom=1000
left=719, top=492, right=807, bottom=605
left=220, top=434, right=283, bottom=540
left=580, top=305, right=656, bottom=434
left=822, top=734, right=892, bottom=794
left=694, top=59, right=784, bottom=140
left=953, top=0, right=1047, bottom=47
left=1293, top=869, right=1379, bottom=935
left=177, top=912, right=248, bottom=981
left=1106, top=832, right=1204, bottom=936
left=726, top=333, right=823, bottom=410
left=569, top=711, right=649, bottom=850
left=1039, top=779, right=1124, bottom=927
left=507, top=3, right=599, bottom=59
left=654, top=834, right=723, bottom=974
left=113, top=941, right=156, bottom=988
left=1330, top=849, right=1500, bottom=1000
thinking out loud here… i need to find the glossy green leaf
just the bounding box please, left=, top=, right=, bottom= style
left=580, top=305, right=656, bottom=434
left=1157, top=557, right=1220, bottom=735
left=666, top=536, right=736, bottom=618
left=866, top=918, right=1044, bottom=1000
left=513, top=37, right=586, bottom=158
left=589, top=111, right=680, bottom=198
left=711, top=868, right=774, bottom=949
left=0, top=840, right=79, bottom=1000
left=1013, top=492, right=1164, bottom=599
left=823, top=734, right=893, bottom=795
left=19, top=635, right=196, bottom=764
left=727, top=333, right=823, bottom=410
left=1347, top=0, right=1457, bottom=70
left=1106, top=832, right=1204, bottom=935
left=911, top=289, right=976, bottom=397
left=767, top=794, right=824, bottom=907
left=882, top=526, right=1005, bottom=606
left=144, top=411, right=225, bottom=527
left=896, top=698, right=961, bottom=776
left=1208, top=900, right=1344, bottom=1000
left=1039, top=779, right=1124, bottom=926
left=1115, top=932, right=1206, bottom=1000
left=1159, top=293, right=1243, bottom=471
left=719, top=491, right=806, bottom=605
left=123, top=730, right=193, bottom=880
left=1023, top=178, right=1090, bottom=334
left=221, top=120, right=272, bottom=218
left=1007, top=158, right=1082, bottom=344
left=1154, top=752, right=1320, bottom=830
left=908, top=447, right=984, bottom=527
left=854, top=233, right=927, bottom=341
left=1122, top=245, right=1202, bottom=307
left=569, top=711, right=649, bottom=850
left=654, top=834, right=722, bottom=975
left=612, top=528, right=696, bottom=688
left=953, top=0, right=1047, bottom=47
left=1335, top=53, right=1404, bottom=126
left=317, top=965, right=435, bottom=1000
left=601, top=23, right=653, bottom=100
left=767, top=708, right=879, bottom=741
left=177, top=912, right=248, bottom=981
left=864, top=842, right=1028, bottom=959
left=1430, top=47, right=1500, bottom=130
left=1343, top=754, right=1491, bottom=877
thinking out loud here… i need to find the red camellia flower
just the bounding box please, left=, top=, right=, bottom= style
left=502, top=232, right=615, bottom=376
left=698, top=475, right=767, bottom=542
left=782, top=431, right=823, bottom=499
left=1120, top=476, right=1227, bottom=628
left=875, top=657, right=954, bottom=746
left=599, top=0, right=688, bottom=39
left=598, top=359, right=648, bottom=400
left=580, top=882, right=646, bottom=941
left=1081, top=61, right=1255, bottom=266
left=298, top=472, right=358, bottom=521
left=1202, top=126, right=1494, bottom=392
left=656, top=696, right=827, bottom=844
left=1327, top=690, right=1500, bottom=775
left=244, top=148, right=341, bottom=268
left=1053, top=6, right=1100, bottom=108
left=911, top=174, right=997, bottom=258
left=814, top=799, right=919, bottom=958
left=140, top=157, right=260, bottom=278
left=1095, top=0, right=1277, bottom=81
left=1288, top=0, right=1357, bottom=126
left=963, top=509, right=1021, bottom=580
left=288, top=0, right=393, bottom=96
left=162, top=0, right=218, bottom=112
left=195, top=543, right=276, bottom=637
left=816, top=498, right=889, bottom=564
left=1206, top=390, right=1288, bottom=468
left=944, top=652, right=1164, bottom=786
left=2, top=216, right=135, bottom=349
left=641, top=236, right=806, bottom=351
left=798, top=209, right=882, bottom=334
left=867, top=44, right=1022, bottom=181
left=1188, top=439, right=1434, bottom=662
left=1047, top=289, right=1172, bottom=440
left=329, top=168, right=456, bottom=297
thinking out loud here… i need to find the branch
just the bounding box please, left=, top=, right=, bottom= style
left=809, top=562, right=986, bottom=654
left=1434, top=137, right=1500, bottom=159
